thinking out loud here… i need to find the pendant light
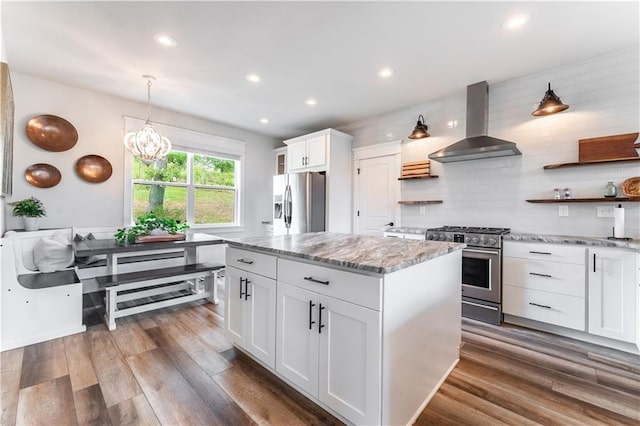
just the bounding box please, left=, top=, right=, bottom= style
left=408, top=114, right=430, bottom=139
left=124, top=75, right=171, bottom=164
left=532, top=82, right=569, bottom=116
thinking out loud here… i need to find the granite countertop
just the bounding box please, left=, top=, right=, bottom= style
left=225, top=232, right=465, bottom=274
left=505, top=233, right=640, bottom=251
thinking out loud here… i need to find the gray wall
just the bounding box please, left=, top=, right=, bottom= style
left=340, top=46, right=640, bottom=239
left=4, top=72, right=278, bottom=237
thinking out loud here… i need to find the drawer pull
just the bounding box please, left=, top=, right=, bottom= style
left=529, top=251, right=552, bottom=255
left=529, top=272, right=552, bottom=278
left=309, top=300, right=316, bottom=330
left=529, top=302, right=552, bottom=309
left=237, top=258, right=254, bottom=265
left=304, top=276, right=330, bottom=285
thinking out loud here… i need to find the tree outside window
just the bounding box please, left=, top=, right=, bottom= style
left=131, top=151, right=238, bottom=225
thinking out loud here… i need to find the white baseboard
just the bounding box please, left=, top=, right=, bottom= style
left=0, top=325, right=86, bottom=352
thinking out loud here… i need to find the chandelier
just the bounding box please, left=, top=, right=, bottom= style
left=123, top=75, right=171, bottom=164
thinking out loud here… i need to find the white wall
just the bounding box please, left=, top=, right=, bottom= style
left=4, top=72, right=278, bottom=237
left=340, top=46, right=640, bottom=239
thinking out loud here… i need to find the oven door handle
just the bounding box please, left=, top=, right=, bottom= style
left=462, top=300, right=499, bottom=311
left=463, top=248, right=500, bottom=254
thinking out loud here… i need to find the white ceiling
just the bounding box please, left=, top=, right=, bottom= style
left=3, top=1, right=638, bottom=140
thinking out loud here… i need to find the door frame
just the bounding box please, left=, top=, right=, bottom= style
left=352, top=141, right=402, bottom=234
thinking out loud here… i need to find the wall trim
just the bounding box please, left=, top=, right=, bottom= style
left=352, top=140, right=402, bottom=160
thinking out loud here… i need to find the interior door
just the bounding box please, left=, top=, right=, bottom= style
left=355, top=155, right=398, bottom=235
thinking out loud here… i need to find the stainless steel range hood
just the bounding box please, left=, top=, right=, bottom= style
left=428, top=81, right=521, bottom=163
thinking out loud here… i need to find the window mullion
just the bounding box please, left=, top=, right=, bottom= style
left=187, top=153, right=195, bottom=226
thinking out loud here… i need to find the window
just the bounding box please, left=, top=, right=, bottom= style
left=123, top=117, right=246, bottom=229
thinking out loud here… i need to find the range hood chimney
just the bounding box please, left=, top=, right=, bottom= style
left=428, top=81, right=521, bottom=163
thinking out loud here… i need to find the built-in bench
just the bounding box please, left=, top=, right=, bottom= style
left=95, top=262, right=224, bottom=330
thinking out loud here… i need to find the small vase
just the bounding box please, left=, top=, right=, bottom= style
left=23, top=217, right=40, bottom=231
left=604, top=181, right=617, bottom=198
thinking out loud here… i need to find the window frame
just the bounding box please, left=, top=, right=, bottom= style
left=123, top=116, right=246, bottom=232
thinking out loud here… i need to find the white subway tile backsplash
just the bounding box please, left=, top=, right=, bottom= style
left=340, top=46, right=640, bottom=238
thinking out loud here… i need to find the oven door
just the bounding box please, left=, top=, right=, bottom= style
left=461, top=247, right=501, bottom=303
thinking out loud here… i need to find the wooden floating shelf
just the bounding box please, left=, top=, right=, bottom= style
left=526, top=197, right=640, bottom=203
left=398, top=200, right=443, bottom=205
left=543, top=157, right=640, bottom=170
left=398, top=175, right=438, bottom=180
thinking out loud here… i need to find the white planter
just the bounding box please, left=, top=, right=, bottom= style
left=23, top=217, right=40, bottom=231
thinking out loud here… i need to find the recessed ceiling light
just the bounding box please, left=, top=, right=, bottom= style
left=502, top=13, right=531, bottom=30
left=153, top=33, right=177, bottom=47
left=305, top=98, right=317, bottom=106
left=259, top=118, right=269, bottom=124
left=386, top=133, right=394, bottom=138
left=246, top=74, right=261, bottom=83
left=378, top=68, right=395, bottom=78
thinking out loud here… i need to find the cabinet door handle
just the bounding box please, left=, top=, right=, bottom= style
left=305, top=156, right=309, bottom=166
left=244, top=279, right=251, bottom=300
left=239, top=277, right=245, bottom=299
left=304, top=276, right=330, bottom=285
left=301, top=157, right=305, bottom=166
left=529, top=272, right=552, bottom=278
left=308, top=300, right=316, bottom=330
left=529, top=302, right=552, bottom=309
left=593, top=253, right=596, bottom=273
left=529, top=251, right=552, bottom=255
left=318, top=303, right=325, bottom=334
left=237, top=258, right=254, bottom=265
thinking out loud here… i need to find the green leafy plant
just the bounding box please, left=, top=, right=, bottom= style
left=9, top=197, right=47, bottom=218
left=114, top=213, right=189, bottom=245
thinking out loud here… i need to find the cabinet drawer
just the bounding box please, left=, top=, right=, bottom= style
left=503, top=285, right=585, bottom=331
left=503, top=258, right=585, bottom=297
left=504, top=241, right=585, bottom=265
left=226, top=247, right=277, bottom=279
left=278, top=258, right=381, bottom=310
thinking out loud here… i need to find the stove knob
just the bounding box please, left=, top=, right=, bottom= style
left=488, top=238, right=497, bottom=246
left=480, top=238, right=488, bottom=245
left=446, top=235, right=453, bottom=242
left=426, top=234, right=434, bottom=240
left=464, top=237, right=471, bottom=243
left=439, top=234, right=447, bottom=241
left=471, top=237, right=480, bottom=244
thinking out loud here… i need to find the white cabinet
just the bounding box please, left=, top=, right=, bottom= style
left=287, top=135, right=326, bottom=172
left=225, top=249, right=277, bottom=368
left=276, top=259, right=381, bottom=425
left=503, top=241, right=586, bottom=331
left=283, top=129, right=354, bottom=233
left=274, top=146, right=287, bottom=175
left=588, top=248, right=639, bottom=344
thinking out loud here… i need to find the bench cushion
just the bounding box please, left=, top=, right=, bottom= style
left=33, top=234, right=74, bottom=272
left=18, top=270, right=80, bottom=289
left=96, top=262, right=224, bottom=288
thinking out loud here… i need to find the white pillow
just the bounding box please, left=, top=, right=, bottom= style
left=33, top=234, right=75, bottom=273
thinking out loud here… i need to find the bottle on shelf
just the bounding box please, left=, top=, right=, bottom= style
left=604, top=181, right=617, bottom=198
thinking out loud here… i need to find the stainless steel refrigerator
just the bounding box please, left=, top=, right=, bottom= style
left=273, top=172, right=326, bottom=235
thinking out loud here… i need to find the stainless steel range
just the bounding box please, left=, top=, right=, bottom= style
left=427, top=226, right=510, bottom=325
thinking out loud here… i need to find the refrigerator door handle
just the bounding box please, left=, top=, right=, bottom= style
left=284, top=184, right=292, bottom=228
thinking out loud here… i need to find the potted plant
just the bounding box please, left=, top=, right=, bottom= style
left=9, top=197, right=46, bottom=231
left=114, top=213, right=189, bottom=245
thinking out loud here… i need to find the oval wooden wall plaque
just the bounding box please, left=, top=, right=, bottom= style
left=25, top=163, right=62, bottom=188
left=26, top=114, right=78, bottom=152
left=75, top=155, right=112, bottom=183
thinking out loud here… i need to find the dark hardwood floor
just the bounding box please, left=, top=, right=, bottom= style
left=2, top=283, right=639, bottom=425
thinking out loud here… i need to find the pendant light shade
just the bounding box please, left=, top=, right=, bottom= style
left=124, top=76, right=171, bottom=164
left=532, top=82, right=569, bottom=116
left=408, top=114, right=430, bottom=139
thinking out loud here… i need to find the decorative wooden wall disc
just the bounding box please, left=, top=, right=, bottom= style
left=26, top=114, right=78, bottom=152
left=75, top=154, right=112, bottom=183
left=25, top=163, right=61, bottom=188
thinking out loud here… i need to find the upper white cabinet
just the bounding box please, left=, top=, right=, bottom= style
left=283, top=128, right=354, bottom=233
left=274, top=146, right=287, bottom=175
left=287, top=135, right=326, bottom=172
left=588, top=247, right=639, bottom=344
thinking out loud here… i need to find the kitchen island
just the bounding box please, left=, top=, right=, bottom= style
left=224, top=232, right=464, bottom=425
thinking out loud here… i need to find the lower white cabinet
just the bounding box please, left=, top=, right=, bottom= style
left=276, top=281, right=381, bottom=425
left=588, top=248, right=639, bottom=344
left=226, top=266, right=277, bottom=368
